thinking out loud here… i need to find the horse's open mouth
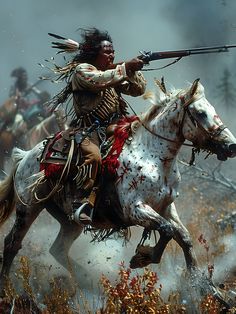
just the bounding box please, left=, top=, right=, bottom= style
left=203, top=141, right=236, bottom=161
left=227, top=143, right=236, bottom=158
left=216, top=151, right=228, bottom=161
left=213, top=143, right=236, bottom=161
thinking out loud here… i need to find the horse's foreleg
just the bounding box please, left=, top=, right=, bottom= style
left=129, top=202, right=175, bottom=269
left=165, top=204, right=230, bottom=311
left=164, top=203, right=198, bottom=271
left=0, top=203, right=42, bottom=295
left=130, top=231, right=171, bottom=269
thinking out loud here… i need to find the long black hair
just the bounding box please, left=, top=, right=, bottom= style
left=45, top=28, right=112, bottom=112
left=74, top=28, right=112, bottom=64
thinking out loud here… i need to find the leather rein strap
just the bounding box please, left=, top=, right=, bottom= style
left=130, top=93, right=226, bottom=146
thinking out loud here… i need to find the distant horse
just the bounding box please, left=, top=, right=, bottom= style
left=0, top=105, right=66, bottom=172
left=0, top=79, right=236, bottom=307
left=22, top=110, right=67, bottom=150
left=0, top=96, right=19, bottom=172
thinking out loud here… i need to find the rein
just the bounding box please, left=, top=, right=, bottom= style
left=128, top=91, right=227, bottom=149
left=141, top=57, right=183, bottom=71
left=140, top=117, right=193, bottom=147
left=127, top=94, right=197, bottom=147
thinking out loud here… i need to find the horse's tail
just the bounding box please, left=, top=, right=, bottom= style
left=0, top=147, right=25, bottom=227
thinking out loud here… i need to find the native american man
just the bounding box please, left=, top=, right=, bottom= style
left=45, top=28, right=146, bottom=224
left=8, top=67, right=50, bottom=132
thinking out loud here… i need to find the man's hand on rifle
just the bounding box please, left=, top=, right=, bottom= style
left=125, top=58, right=144, bottom=75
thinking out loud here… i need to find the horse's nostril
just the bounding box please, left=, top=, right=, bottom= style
left=229, top=144, right=236, bottom=153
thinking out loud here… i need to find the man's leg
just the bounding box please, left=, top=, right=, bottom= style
left=73, top=137, right=101, bottom=224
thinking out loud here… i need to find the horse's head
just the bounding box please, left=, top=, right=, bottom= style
left=182, top=79, right=236, bottom=161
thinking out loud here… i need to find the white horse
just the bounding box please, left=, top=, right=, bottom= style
left=0, top=79, right=235, bottom=307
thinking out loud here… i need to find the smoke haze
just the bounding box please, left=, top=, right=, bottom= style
left=1, top=0, right=236, bottom=310
left=1, top=0, right=236, bottom=107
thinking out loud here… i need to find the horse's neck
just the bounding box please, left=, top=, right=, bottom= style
left=136, top=100, right=184, bottom=161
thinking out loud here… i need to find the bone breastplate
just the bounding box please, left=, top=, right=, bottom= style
left=72, top=87, right=128, bottom=127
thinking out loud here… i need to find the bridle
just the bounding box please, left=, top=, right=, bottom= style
left=179, top=93, right=227, bottom=140
left=129, top=91, right=227, bottom=147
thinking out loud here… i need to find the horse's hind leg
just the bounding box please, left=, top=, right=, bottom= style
left=46, top=203, right=84, bottom=274
left=0, top=203, right=42, bottom=295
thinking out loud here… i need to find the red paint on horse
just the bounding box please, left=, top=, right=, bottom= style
left=102, top=116, right=139, bottom=174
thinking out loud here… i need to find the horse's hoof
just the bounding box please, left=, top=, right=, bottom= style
left=210, top=286, right=231, bottom=313
left=188, top=269, right=231, bottom=312
left=129, top=245, right=153, bottom=269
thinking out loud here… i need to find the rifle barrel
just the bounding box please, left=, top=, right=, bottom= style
left=141, top=45, right=236, bottom=62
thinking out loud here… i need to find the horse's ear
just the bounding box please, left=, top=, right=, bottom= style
left=143, top=90, right=156, bottom=104
left=190, top=78, right=200, bottom=96
left=154, top=76, right=167, bottom=94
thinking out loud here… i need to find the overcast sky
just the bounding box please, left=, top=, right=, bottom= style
left=1, top=0, right=236, bottom=115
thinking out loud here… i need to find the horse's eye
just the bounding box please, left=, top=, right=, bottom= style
left=197, top=111, right=207, bottom=119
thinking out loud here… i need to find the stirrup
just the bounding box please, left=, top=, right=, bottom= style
left=73, top=202, right=94, bottom=225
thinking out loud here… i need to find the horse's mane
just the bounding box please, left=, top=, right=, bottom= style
left=140, top=86, right=182, bottom=125
left=140, top=79, right=205, bottom=125
left=12, top=147, right=28, bottom=164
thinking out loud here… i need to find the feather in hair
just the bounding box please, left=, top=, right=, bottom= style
left=48, top=33, right=80, bottom=54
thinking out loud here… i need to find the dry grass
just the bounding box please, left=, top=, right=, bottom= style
left=1, top=257, right=235, bottom=313
left=99, top=262, right=186, bottom=313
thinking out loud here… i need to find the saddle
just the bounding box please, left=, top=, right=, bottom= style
left=40, top=116, right=139, bottom=179
left=39, top=116, right=140, bottom=227
left=39, top=127, right=81, bottom=179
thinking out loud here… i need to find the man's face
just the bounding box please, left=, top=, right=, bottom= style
left=94, top=41, right=115, bottom=70
left=17, top=71, right=28, bottom=91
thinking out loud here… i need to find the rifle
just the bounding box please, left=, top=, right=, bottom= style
left=138, top=45, right=236, bottom=64
left=23, top=79, right=43, bottom=97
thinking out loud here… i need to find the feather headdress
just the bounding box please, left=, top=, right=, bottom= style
left=48, top=33, right=80, bottom=54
